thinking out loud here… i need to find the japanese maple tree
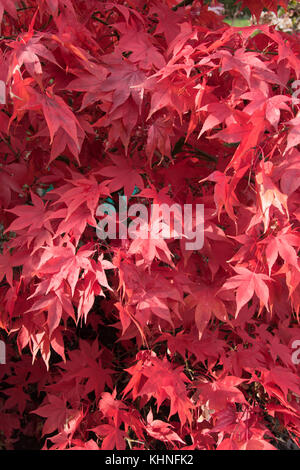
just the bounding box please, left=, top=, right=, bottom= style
left=0, top=0, right=299, bottom=451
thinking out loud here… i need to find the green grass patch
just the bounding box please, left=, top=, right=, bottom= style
left=224, top=17, right=251, bottom=27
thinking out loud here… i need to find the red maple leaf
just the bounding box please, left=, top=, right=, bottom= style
left=185, top=284, right=229, bottom=339
left=145, top=409, right=185, bottom=444
left=196, top=376, right=247, bottom=412
left=0, top=0, right=17, bottom=23
left=220, top=266, right=271, bottom=317
left=98, top=154, right=144, bottom=197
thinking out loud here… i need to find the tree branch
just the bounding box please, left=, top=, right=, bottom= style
left=172, top=0, right=195, bottom=11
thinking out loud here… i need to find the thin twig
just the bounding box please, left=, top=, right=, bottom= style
left=172, top=0, right=195, bottom=11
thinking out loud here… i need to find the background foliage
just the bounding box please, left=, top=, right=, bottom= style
left=0, top=0, right=299, bottom=450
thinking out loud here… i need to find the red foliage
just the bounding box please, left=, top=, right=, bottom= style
left=0, top=0, right=299, bottom=451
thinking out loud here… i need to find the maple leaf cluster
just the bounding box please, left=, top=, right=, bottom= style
left=0, top=0, right=299, bottom=451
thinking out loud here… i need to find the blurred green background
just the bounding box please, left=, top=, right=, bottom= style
left=217, top=0, right=300, bottom=31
